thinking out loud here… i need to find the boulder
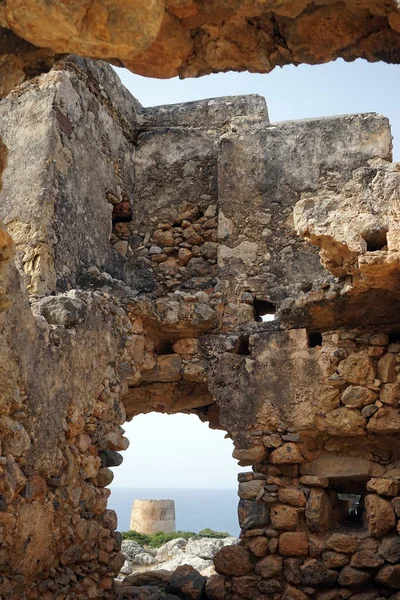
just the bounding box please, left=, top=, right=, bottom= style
left=300, top=559, right=338, bottom=586
left=321, top=552, right=349, bottom=569
left=350, top=550, right=383, bottom=568
left=213, top=545, right=253, bottom=577
left=375, top=564, right=400, bottom=589
left=205, top=574, right=226, bottom=600
left=166, top=565, right=207, bottom=600
left=337, top=566, right=371, bottom=587
left=255, top=555, right=283, bottom=579
left=185, top=537, right=237, bottom=560
left=154, top=556, right=212, bottom=576
left=341, top=386, right=377, bottom=408
left=156, top=538, right=188, bottom=563
left=121, top=540, right=146, bottom=561
left=378, top=535, right=400, bottom=564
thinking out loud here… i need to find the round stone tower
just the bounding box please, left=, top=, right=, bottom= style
left=130, top=499, right=176, bottom=535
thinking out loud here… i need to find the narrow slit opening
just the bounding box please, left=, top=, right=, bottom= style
left=307, top=332, right=323, bottom=348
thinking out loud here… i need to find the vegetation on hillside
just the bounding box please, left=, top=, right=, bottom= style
left=121, top=528, right=231, bottom=548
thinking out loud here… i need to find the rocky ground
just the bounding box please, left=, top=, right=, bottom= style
left=118, top=536, right=238, bottom=579
left=115, top=537, right=238, bottom=600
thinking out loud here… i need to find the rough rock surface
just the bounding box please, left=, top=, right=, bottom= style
left=0, top=57, right=400, bottom=600
left=1, top=0, right=400, bottom=93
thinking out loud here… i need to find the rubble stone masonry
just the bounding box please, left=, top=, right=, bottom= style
left=0, top=57, right=400, bottom=600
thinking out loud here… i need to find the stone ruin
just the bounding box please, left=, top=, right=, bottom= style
left=0, top=51, right=400, bottom=600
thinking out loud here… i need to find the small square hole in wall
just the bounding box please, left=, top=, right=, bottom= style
left=307, top=332, right=323, bottom=348
left=154, top=340, right=174, bottom=355
left=362, top=229, right=388, bottom=252
left=254, top=299, right=276, bottom=322
left=331, top=481, right=367, bottom=530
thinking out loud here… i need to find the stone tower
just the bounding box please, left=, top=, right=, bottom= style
left=130, top=499, right=176, bottom=535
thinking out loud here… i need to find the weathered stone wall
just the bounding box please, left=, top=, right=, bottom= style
left=0, top=58, right=400, bottom=600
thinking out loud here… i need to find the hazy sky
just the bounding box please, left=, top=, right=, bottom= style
left=111, top=413, right=240, bottom=488
left=111, top=59, right=399, bottom=490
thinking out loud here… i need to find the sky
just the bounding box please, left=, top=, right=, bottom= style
left=111, top=58, right=400, bottom=490
left=111, top=413, right=240, bottom=489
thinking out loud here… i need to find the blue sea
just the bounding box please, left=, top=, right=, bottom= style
left=108, top=488, right=240, bottom=536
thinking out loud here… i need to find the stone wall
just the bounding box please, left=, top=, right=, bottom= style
left=0, top=58, right=399, bottom=600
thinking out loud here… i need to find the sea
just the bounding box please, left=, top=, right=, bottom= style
left=108, top=487, right=240, bottom=536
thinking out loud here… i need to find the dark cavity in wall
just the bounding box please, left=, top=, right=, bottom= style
left=237, top=335, right=251, bottom=355
left=389, top=329, right=400, bottom=344
left=307, top=331, right=323, bottom=348
left=362, top=229, right=388, bottom=252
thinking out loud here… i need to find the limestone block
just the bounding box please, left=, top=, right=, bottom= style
left=277, top=488, right=307, bottom=507
left=341, top=385, right=377, bottom=408
left=337, top=352, right=375, bottom=386
left=380, top=383, right=400, bottom=406
left=299, top=475, right=329, bottom=488
left=238, top=479, right=265, bottom=500
left=305, top=489, right=332, bottom=534
left=377, top=354, right=397, bottom=383
left=270, top=504, right=299, bottom=530
left=300, top=454, right=384, bottom=480
left=367, top=407, right=400, bottom=433
left=269, top=443, right=303, bottom=464
left=246, top=536, right=269, bottom=557
left=365, top=493, right=396, bottom=537
left=367, top=478, right=400, bottom=497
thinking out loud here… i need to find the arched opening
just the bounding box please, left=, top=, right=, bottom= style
left=108, top=413, right=241, bottom=579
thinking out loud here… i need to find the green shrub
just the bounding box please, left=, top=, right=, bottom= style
left=198, top=528, right=230, bottom=539
left=121, top=528, right=231, bottom=548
